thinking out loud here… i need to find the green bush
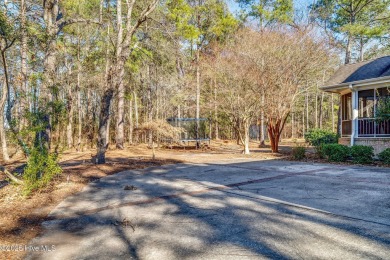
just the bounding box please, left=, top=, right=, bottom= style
left=23, top=148, right=62, bottom=196
left=292, top=146, right=306, bottom=160
left=350, top=145, right=374, bottom=164
left=315, top=144, right=325, bottom=159
left=304, top=128, right=339, bottom=147
left=378, top=148, right=390, bottom=165
left=321, top=144, right=350, bottom=162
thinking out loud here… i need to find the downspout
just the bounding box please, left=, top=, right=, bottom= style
left=349, top=84, right=357, bottom=146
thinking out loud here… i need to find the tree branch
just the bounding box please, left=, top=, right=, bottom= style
left=0, top=167, right=24, bottom=185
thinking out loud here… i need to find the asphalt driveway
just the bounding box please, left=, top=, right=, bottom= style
left=28, top=159, right=390, bottom=259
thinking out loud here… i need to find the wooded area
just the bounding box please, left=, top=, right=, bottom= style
left=1, top=0, right=389, bottom=187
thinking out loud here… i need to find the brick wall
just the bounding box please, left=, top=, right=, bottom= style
left=355, top=138, right=390, bottom=155
left=338, top=137, right=390, bottom=154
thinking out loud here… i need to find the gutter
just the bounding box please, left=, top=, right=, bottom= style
left=321, top=75, right=390, bottom=92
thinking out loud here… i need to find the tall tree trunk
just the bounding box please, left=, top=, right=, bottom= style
left=243, top=120, right=250, bottom=154
left=66, top=87, right=73, bottom=149
left=41, top=0, right=64, bottom=151
left=259, top=93, right=265, bottom=146
left=291, top=111, right=295, bottom=139
left=0, top=78, right=9, bottom=161
left=96, top=0, right=158, bottom=160
left=133, top=90, right=139, bottom=143
left=134, top=90, right=139, bottom=128
left=214, top=77, right=219, bottom=140
left=315, top=87, right=318, bottom=128
left=77, top=88, right=82, bottom=151
left=345, top=34, right=353, bottom=65
left=147, top=65, right=153, bottom=147
left=96, top=88, right=114, bottom=164
left=195, top=48, right=200, bottom=148
left=115, top=0, right=125, bottom=149
left=128, top=95, right=133, bottom=144
left=1, top=48, right=29, bottom=157
left=76, top=25, right=82, bottom=152
left=359, top=37, right=364, bottom=62
left=305, top=92, right=309, bottom=132
left=20, top=0, right=28, bottom=127
left=319, top=92, right=324, bottom=129
left=236, top=118, right=250, bottom=154
left=301, top=108, right=304, bottom=138
left=0, top=114, right=9, bottom=162
left=116, top=80, right=125, bottom=149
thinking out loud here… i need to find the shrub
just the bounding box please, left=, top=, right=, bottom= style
left=292, top=146, right=306, bottom=160
left=304, top=128, right=338, bottom=147
left=23, top=148, right=62, bottom=196
left=316, top=144, right=325, bottom=159
left=378, top=148, right=390, bottom=165
left=321, top=144, right=350, bottom=162
left=350, top=145, right=374, bottom=164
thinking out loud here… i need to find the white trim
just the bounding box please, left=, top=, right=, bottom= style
left=350, top=85, right=358, bottom=146
left=322, top=76, right=390, bottom=93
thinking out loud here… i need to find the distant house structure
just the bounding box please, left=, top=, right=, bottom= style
left=321, top=56, right=390, bottom=154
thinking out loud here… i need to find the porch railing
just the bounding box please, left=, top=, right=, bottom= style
left=358, top=118, right=390, bottom=137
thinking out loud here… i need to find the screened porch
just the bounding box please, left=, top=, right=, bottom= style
left=341, top=87, right=390, bottom=137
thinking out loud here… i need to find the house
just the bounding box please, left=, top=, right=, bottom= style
left=321, top=56, right=390, bottom=154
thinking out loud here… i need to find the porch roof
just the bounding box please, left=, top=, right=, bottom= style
left=322, top=56, right=390, bottom=93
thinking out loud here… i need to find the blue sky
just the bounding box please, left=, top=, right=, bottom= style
left=226, top=0, right=312, bottom=15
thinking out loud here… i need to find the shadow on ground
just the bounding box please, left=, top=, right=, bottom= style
left=26, top=160, right=390, bottom=259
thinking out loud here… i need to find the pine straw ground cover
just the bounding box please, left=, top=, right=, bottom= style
left=0, top=148, right=180, bottom=260
left=0, top=140, right=320, bottom=260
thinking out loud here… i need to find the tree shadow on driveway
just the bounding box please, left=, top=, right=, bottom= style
left=26, top=160, right=390, bottom=259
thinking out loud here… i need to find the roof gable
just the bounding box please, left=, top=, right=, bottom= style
left=324, top=56, right=390, bottom=87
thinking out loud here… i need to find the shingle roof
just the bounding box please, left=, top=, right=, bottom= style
left=324, top=56, right=390, bottom=87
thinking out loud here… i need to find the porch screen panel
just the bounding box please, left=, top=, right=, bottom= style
left=358, top=89, right=374, bottom=118
left=358, top=90, right=375, bottom=136
left=341, top=93, right=352, bottom=136
left=376, top=87, right=390, bottom=135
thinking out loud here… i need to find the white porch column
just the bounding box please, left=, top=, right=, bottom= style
left=351, top=86, right=358, bottom=146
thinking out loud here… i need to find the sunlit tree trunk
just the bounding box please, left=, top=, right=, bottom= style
left=128, top=96, right=133, bottom=144
left=115, top=0, right=125, bottom=149
left=319, top=92, right=324, bottom=129
left=76, top=34, right=82, bottom=151
left=236, top=118, right=251, bottom=154
left=305, top=92, right=309, bottom=132
left=260, top=93, right=265, bottom=146
left=267, top=114, right=289, bottom=153
left=315, top=87, right=318, bottom=128
left=20, top=0, right=28, bottom=127
left=66, top=86, right=74, bottom=149
left=0, top=78, right=9, bottom=161
left=147, top=65, right=153, bottom=147
left=345, top=34, right=353, bottom=65
left=214, top=77, right=219, bottom=140
left=291, top=111, right=295, bottom=138
left=195, top=48, right=201, bottom=148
